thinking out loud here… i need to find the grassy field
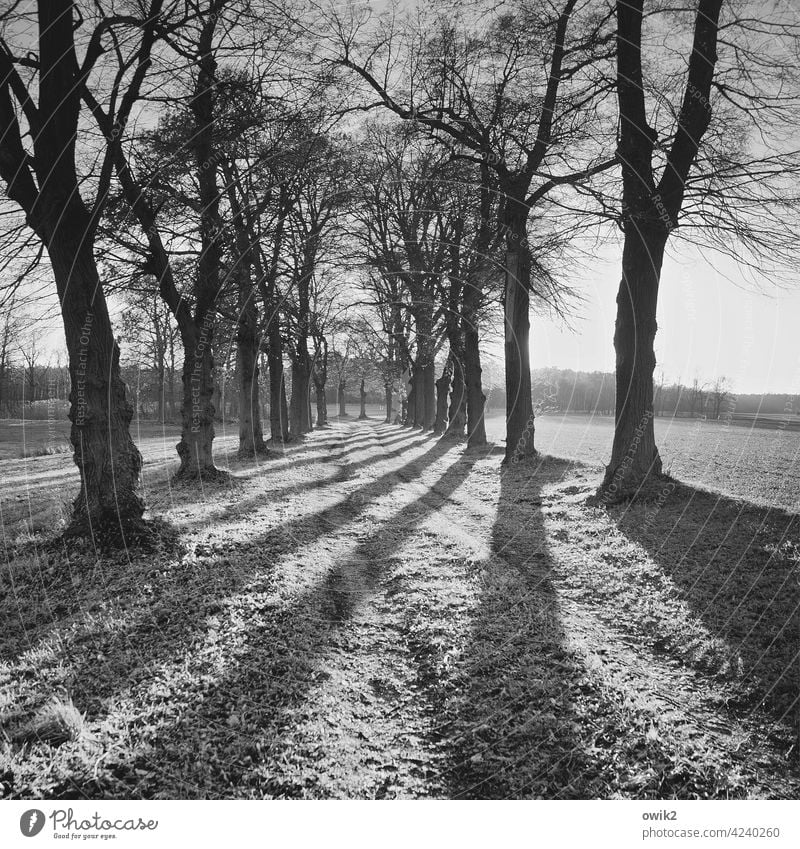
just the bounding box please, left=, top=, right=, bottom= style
left=1, top=420, right=798, bottom=799
left=486, top=413, right=800, bottom=511
left=0, top=409, right=798, bottom=542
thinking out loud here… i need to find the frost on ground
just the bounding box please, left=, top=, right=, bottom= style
left=0, top=421, right=798, bottom=799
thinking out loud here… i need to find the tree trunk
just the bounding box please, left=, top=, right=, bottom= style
left=384, top=382, right=393, bottom=424
left=290, top=357, right=312, bottom=438
left=411, top=364, right=424, bottom=428
left=503, top=206, right=535, bottom=463
left=338, top=380, right=347, bottom=417
left=462, top=283, right=487, bottom=447
left=463, top=326, right=486, bottom=447
left=423, top=359, right=436, bottom=430
left=314, top=377, right=327, bottom=427
left=176, top=317, right=220, bottom=479
left=175, top=12, right=225, bottom=481
left=49, top=229, right=144, bottom=537
left=237, top=295, right=267, bottom=458
left=358, top=378, right=368, bottom=419
left=444, top=351, right=466, bottom=440
left=602, top=227, right=666, bottom=495
left=434, top=363, right=451, bottom=435
left=156, top=363, right=165, bottom=424
left=267, top=316, right=289, bottom=443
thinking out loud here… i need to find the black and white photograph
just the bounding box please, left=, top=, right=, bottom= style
left=1, top=0, right=800, bottom=831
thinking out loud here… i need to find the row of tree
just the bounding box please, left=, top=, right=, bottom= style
left=1, top=0, right=799, bottom=543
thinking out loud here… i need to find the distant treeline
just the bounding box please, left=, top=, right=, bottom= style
left=0, top=359, right=387, bottom=422
left=3, top=362, right=798, bottom=425
left=484, top=368, right=799, bottom=420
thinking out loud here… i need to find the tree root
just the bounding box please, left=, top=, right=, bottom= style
left=58, top=514, right=183, bottom=554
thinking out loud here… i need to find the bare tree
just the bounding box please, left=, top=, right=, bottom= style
left=0, top=1, right=176, bottom=538
left=603, top=0, right=800, bottom=494
left=709, top=376, right=729, bottom=420
left=333, top=0, right=616, bottom=460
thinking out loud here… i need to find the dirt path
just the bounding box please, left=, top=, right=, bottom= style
left=1, top=419, right=798, bottom=799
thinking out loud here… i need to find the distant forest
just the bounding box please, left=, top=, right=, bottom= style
left=3, top=334, right=796, bottom=425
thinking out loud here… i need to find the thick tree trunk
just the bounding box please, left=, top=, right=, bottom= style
left=602, top=227, right=666, bottom=495
left=237, top=297, right=267, bottom=458
left=49, top=229, right=144, bottom=537
left=384, top=383, right=393, bottom=424
left=462, top=289, right=487, bottom=447
left=434, top=363, right=451, bottom=435
left=176, top=317, right=220, bottom=479
left=267, top=317, right=289, bottom=443
left=290, top=356, right=312, bottom=438
left=463, top=328, right=486, bottom=447
left=338, top=380, right=347, bottom=417
left=503, top=208, right=535, bottom=463
left=358, top=378, right=368, bottom=419
left=176, top=13, right=225, bottom=481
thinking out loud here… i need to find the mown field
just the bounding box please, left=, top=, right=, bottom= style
left=1, top=420, right=798, bottom=800
left=486, top=413, right=800, bottom=511
left=0, top=410, right=798, bottom=544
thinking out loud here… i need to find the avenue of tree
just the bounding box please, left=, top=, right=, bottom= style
left=1, top=0, right=800, bottom=543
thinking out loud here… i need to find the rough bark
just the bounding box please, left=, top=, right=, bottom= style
left=237, top=295, right=267, bottom=457
left=603, top=228, right=667, bottom=493
left=603, top=0, right=722, bottom=495
left=176, top=319, right=218, bottom=477
left=463, top=323, right=486, bottom=447
left=223, top=162, right=267, bottom=458
left=338, top=380, right=347, bottom=417
left=0, top=2, right=146, bottom=539
left=503, top=203, right=535, bottom=463
left=266, top=314, right=289, bottom=443
left=290, top=356, right=312, bottom=438
left=175, top=10, right=225, bottom=480
left=50, top=219, right=145, bottom=535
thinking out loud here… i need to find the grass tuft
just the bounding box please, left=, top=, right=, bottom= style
left=11, top=696, right=84, bottom=748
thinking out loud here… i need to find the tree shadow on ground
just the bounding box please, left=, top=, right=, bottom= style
left=0, top=433, right=459, bottom=743
left=434, top=457, right=747, bottom=799
left=610, top=480, right=800, bottom=722
left=433, top=456, right=597, bottom=798
left=169, top=428, right=431, bottom=530
left=92, top=441, right=478, bottom=798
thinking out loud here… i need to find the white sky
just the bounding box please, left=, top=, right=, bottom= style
left=533, top=243, right=800, bottom=396
left=29, top=241, right=800, bottom=397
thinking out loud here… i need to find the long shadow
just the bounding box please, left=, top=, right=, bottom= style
left=64, top=442, right=477, bottom=798
left=172, top=430, right=433, bottom=530
left=4, top=435, right=458, bottom=737
left=234, top=427, right=424, bottom=476
left=433, top=456, right=591, bottom=798
left=432, top=457, right=742, bottom=799
left=611, top=481, right=800, bottom=721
